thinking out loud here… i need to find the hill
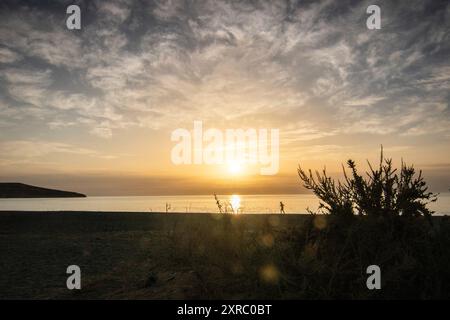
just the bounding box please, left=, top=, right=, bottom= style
left=0, top=183, right=86, bottom=198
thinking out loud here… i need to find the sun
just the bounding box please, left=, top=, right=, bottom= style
left=227, top=160, right=243, bottom=175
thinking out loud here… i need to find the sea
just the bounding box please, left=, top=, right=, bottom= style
left=0, top=193, right=449, bottom=215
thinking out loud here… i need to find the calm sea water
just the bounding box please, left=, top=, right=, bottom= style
left=0, top=193, right=449, bottom=214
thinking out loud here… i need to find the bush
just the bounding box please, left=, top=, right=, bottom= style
left=298, top=147, right=437, bottom=219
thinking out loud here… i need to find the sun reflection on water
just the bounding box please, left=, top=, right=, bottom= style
left=230, top=194, right=241, bottom=214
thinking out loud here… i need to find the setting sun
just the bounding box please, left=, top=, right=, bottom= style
left=227, top=160, right=243, bottom=175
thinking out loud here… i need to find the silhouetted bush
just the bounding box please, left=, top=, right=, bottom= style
left=298, top=147, right=437, bottom=219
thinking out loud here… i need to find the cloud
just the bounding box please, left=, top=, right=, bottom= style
left=0, top=140, right=99, bottom=158
left=282, top=122, right=338, bottom=143
left=90, top=126, right=113, bottom=139
left=98, top=1, right=131, bottom=22
left=0, top=140, right=118, bottom=161
left=0, top=47, right=21, bottom=63
left=416, top=66, right=450, bottom=91
left=344, top=95, right=386, bottom=107
left=0, top=0, right=448, bottom=143
left=2, top=68, right=53, bottom=85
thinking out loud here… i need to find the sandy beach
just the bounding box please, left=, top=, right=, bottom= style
left=0, top=211, right=308, bottom=299
left=1, top=211, right=449, bottom=299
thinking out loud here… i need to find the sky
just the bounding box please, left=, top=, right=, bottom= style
left=0, top=0, right=449, bottom=195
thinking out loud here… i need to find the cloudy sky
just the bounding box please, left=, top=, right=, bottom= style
left=0, top=0, right=449, bottom=195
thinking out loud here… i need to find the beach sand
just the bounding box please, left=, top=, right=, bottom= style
left=2, top=211, right=448, bottom=299
left=0, top=211, right=307, bottom=299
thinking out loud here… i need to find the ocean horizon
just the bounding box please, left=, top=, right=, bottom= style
left=1, top=193, right=449, bottom=215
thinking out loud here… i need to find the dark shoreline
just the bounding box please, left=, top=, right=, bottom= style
left=0, top=211, right=310, bottom=235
